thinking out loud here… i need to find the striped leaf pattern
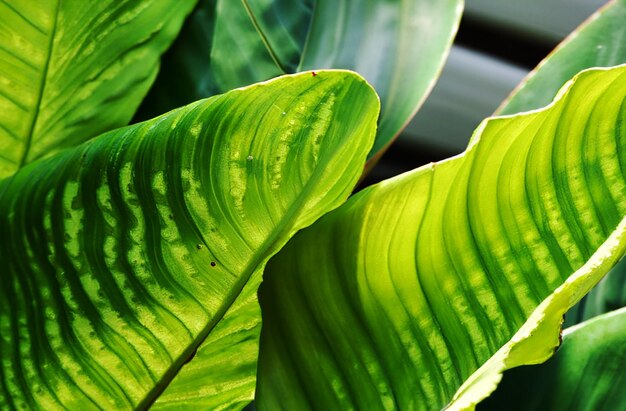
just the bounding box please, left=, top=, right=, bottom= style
left=0, top=70, right=379, bottom=409
left=256, top=65, right=626, bottom=410
left=0, top=0, right=195, bottom=178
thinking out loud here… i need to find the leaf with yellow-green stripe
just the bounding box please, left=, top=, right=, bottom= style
left=256, top=65, right=626, bottom=410
left=0, top=0, right=196, bottom=179
left=0, top=70, right=379, bottom=409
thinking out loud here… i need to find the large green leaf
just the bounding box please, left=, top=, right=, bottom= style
left=479, top=304, right=626, bottom=411
left=0, top=0, right=195, bottom=179
left=137, top=0, right=463, bottom=161
left=0, top=70, right=379, bottom=409
left=495, top=0, right=626, bottom=116
left=489, top=0, right=626, bottom=329
left=256, top=65, right=626, bottom=410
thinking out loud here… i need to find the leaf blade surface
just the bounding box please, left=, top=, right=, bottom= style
left=138, top=0, right=463, bottom=162
left=0, top=0, right=195, bottom=178
left=257, top=65, right=626, bottom=410
left=0, top=70, right=379, bottom=410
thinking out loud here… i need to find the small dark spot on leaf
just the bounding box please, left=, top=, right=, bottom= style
left=210, top=261, right=216, bottom=267
left=196, top=244, right=203, bottom=250
left=168, top=214, right=174, bottom=220
left=311, top=71, right=317, bottom=77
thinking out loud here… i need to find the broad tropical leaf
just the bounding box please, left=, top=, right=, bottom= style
left=137, top=0, right=463, bottom=161
left=495, top=0, right=626, bottom=116
left=490, top=0, right=626, bottom=328
left=0, top=0, right=196, bottom=179
left=256, top=65, right=626, bottom=410
left=479, top=304, right=626, bottom=411
left=0, top=70, right=379, bottom=410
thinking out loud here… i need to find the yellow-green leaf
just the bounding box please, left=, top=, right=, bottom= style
left=0, top=0, right=196, bottom=178
left=257, top=65, right=626, bottom=410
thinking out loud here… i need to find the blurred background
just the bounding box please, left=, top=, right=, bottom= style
left=365, top=0, right=607, bottom=185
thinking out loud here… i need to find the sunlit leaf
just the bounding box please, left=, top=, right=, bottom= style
left=0, top=0, right=196, bottom=179
left=256, top=65, right=626, bottom=410
left=0, top=70, right=379, bottom=410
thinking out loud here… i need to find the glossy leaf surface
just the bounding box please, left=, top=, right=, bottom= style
left=138, top=0, right=463, bottom=160
left=0, top=70, right=379, bottom=409
left=257, top=65, right=626, bottom=410
left=479, top=305, right=626, bottom=411
left=0, top=0, right=196, bottom=179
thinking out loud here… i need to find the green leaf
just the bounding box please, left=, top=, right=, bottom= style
left=496, top=0, right=626, bottom=116
left=0, top=0, right=195, bottom=179
left=0, top=70, right=379, bottom=410
left=479, top=304, right=626, bottom=411
left=137, top=0, right=463, bottom=161
left=256, top=65, right=626, bottom=410
left=487, top=0, right=626, bottom=330
left=565, top=255, right=626, bottom=326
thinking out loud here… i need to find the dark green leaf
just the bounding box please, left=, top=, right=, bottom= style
left=479, top=304, right=626, bottom=411
left=565, top=256, right=626, bottom=326
left=496, top=0, right=626, bottom=116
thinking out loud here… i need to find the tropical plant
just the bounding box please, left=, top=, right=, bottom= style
left=0, top=1, right=624, bottom=411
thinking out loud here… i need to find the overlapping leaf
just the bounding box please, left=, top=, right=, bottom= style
left=256, top=65, right=626, bottom=410
left=0, top=70, right=379, bottom=409
left=564, top=256, right=626, bottom=326
left=0, top=0, right=196, bottom=178
left=137, top=0, right=463, bottom=161
left=480, top=305, right=626, bottom=411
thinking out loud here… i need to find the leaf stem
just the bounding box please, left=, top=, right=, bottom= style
left=240, top=0, right=288, bottom=73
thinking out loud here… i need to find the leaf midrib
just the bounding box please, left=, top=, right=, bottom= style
left=136, top=137, right=351, bottom=409
left=18, top=0, right=61, bottom=169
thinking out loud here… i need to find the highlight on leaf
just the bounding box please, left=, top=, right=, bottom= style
left=256, top=64, right=626, bottom=411
left=0, top=70, right=379, bottom=410
left=0, top=0, right=196, bottom=178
